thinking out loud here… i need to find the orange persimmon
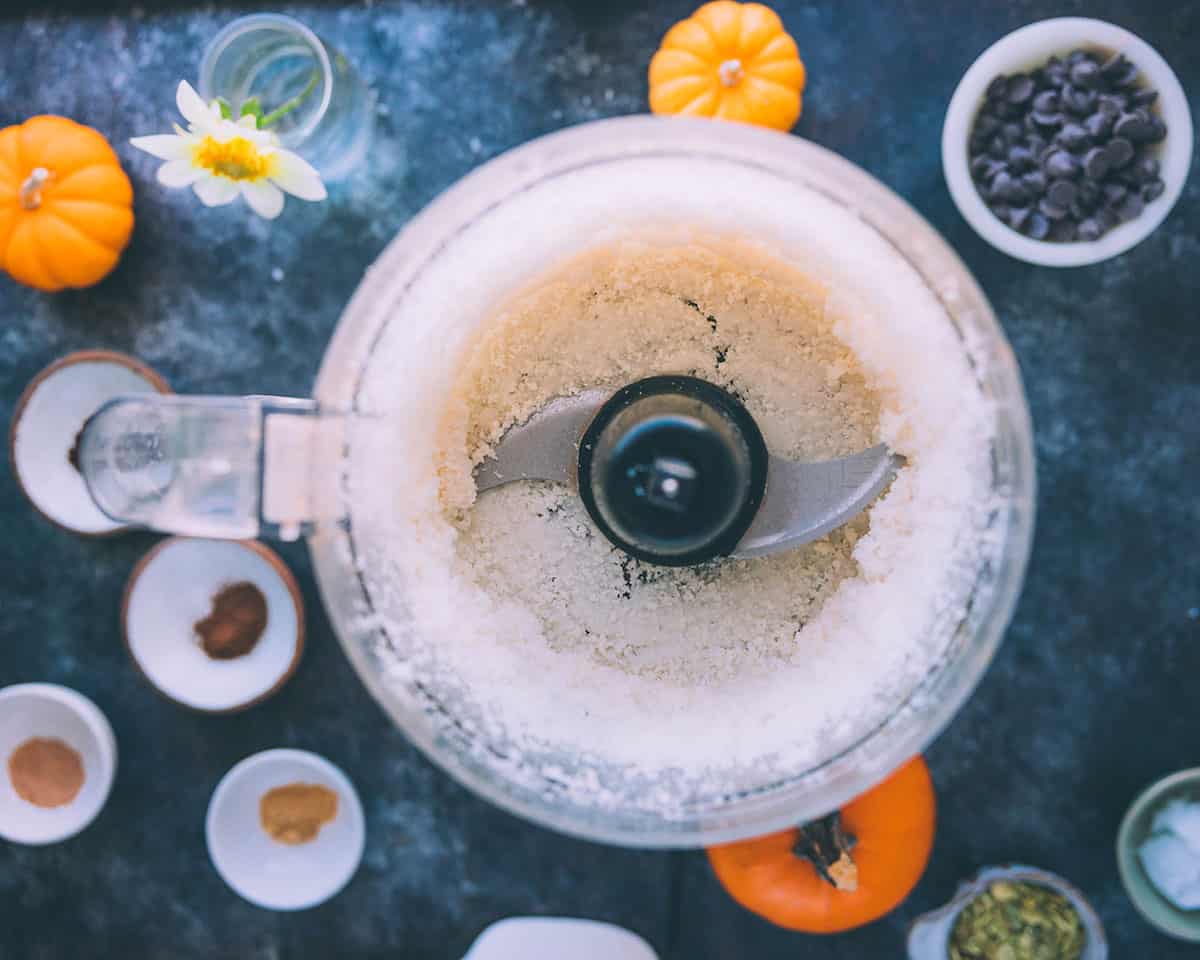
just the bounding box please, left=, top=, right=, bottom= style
left=707, top=756, right=936, bottom=933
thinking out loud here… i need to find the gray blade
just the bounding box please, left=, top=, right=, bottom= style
left=473, top=388, right=608, bottom=493
left=731, top=445, right=902, bottom=559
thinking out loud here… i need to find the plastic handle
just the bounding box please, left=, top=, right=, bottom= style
left=77, top=395, right=321, bottom=541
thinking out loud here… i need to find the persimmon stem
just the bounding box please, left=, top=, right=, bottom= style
left=794, top=812, right=859, bottom=892
left=20, top=167, right=50, bottom=210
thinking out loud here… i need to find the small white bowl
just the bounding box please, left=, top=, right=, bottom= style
left=908, top=864, right=1107, bottom=959
left=122, top=538, right=304, bottom=713
left=464, top=918, right=659, bottom=960
left=9, top=350, right=171, bottom=536
left=206, top=749, right=364, bottom=911
left=0, top=683, right=117, bottom=845
left=943, top=17, right=1192, bottom=266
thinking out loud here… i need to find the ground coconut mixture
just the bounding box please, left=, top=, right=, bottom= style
left=437, top=240, right=880, bottom=685
left=345, top=154, right=995, bottom=812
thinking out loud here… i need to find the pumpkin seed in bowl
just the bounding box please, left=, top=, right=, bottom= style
left=950, top=880, right=1085, bottom=960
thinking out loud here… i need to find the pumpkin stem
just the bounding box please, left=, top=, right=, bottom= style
left=794, top=812, right=859, bottom=893
left=718, top=58, right=745, bottom=88
left=20, top=167, right=51, bottom=210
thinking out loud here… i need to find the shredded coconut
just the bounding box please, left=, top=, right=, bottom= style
left=346, top=156, right=995, bottom=816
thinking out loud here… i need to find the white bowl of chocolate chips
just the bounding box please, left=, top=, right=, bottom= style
left=944, top=17, right=1192, bottom=267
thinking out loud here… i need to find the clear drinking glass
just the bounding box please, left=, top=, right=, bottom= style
left=198, top=14, right=374, bottom=182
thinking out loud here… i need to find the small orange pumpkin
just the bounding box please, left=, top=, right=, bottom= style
left=0, top=116, right=134, bottom=292
left=649, top=1, right=806, bottom=131
left=707, top=756, right=936, bottom=933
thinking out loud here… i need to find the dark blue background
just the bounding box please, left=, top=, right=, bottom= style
left=1, top=1, right=1197, bottom=957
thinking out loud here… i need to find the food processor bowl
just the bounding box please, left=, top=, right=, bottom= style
left=307, top=117, right=1035, bottom=847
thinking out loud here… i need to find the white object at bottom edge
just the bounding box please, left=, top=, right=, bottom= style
left=463, top=917, right=658, bottom=960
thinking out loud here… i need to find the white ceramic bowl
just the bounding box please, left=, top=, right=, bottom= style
left=943, top=17, right=1192, bottom=266
left=205, top=748, right=364, bottom=911
left=908, top=864, right=1107, bottom=959
left=463, top=918, right=659, bottom=960
left=122, top=538, right=304, bottom=713
left=0, top=683, right=117, bottom=845
left=9, top=350, right=170, bottom=535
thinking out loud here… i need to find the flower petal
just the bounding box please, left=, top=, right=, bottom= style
left=270, top=150, right=327, bottom=202
left=240, top=180, right=285, bottom=219
left=193, top=175, right=239, bottom=207
left=130, top=134, right=190, bottom=160
left=176, top=80, right=211, bottom=127
left=157, top=158, right=206, bottom=188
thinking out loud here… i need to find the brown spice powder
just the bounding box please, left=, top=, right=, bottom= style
left=195, top=581, right=268, bottom=660
left=259, top=782, right=338, bottom=845
left=8, top=737, right=85, bottom=808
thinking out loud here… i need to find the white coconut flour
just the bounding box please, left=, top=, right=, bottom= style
left=347, top=156, right=995, bottom=814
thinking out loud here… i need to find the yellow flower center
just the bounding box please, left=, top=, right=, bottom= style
left=193, top=136, right=273, bottom=181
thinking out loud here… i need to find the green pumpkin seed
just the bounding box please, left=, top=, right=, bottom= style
left=948, top=880, right=1085, bottom=960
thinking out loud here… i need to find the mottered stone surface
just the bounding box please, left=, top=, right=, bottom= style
left=0, top=1, right=1197, bottom=957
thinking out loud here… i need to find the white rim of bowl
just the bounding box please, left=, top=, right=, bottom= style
left=204, top=748, right=364, bottom=911
left=1116, top=767, right=1200, bottom=942
left=943, top=17, right=1193, bottom=267
left=0, top=683, right=118, bottom=845
left=120, top=537, right=306, bottom=714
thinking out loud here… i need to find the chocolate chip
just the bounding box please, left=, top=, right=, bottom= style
left=1033, top=90, right=1060, bottom=114
left=970, top=154, right=994, bottom=179
left=1049, top=219, right=1077, bottom=242
left=1077, top=218, right=1103, bottom=242
left=1078, top=180, right=1101, bottom=207
left=1147, top=118, right=1167, bottom=142
left=1026, top=211, right=1050, bottom=240
left=1002, top=122, right=1024, bottom=145
left=1070, top=60, right=1102, bottom=88
left=1007, top=74, right=1035, bottom=103
left=1084, top=111, right=1113, bottom=140
left=988, top=136, right=1007, bottom=159
left=1026, top=134, right=1048, bottom=155
left=1105, top=137, right=1134, bottom=168
left=1033, top=112, right=1065, bottom=131
left=974, top=113, right=1001, bottom=138
left=987, top=76, right=1009, bottom=100
left=1069, top=199, right=1090, bottom=221
left=1044, top=150, right=1079, bottom=178
left=1142, top=179, right=1165, bottom=203
left=1133, top=155, right=1160, bottom=182
left=1117, top=193, right=1145, bottom=221
left=1130, top=88, right=1158, bottom=107
left=990, top=170, right=1018, bottom=201
left=1100, top=53, right=1129, bottom=81
left=1103, top=182, right=1128, bottom=205
left=1021, top=169, right=1047, bottom=194
left=1038, top=196, right=1069, bottom=220
left=1097, top=93, right=1127, bottom=115
left=1061, top=84, right=1096, bottom=115
left=989, top=202, right=1011, bottom=222
left=1067, top=49, right=1093, bottom=66
left=1008, top=206, right=1032, bottom=230
left=1114, top=62, right=1140, bottom=88
left=1114, top=110, right=1155, bottom=141
left=1047, top=179, right=1078, bottom=207
left=1082, top=146, right=1109, bottom=180
left=1057, top=122, right=1091, bottom=151
left=1007, top=145, right=1035, bottom=171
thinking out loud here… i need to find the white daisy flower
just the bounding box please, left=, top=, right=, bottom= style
left=131, top=80, right=327, bottom=220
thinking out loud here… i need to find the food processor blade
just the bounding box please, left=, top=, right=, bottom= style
left=472, top=383, right=900, bottom=562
